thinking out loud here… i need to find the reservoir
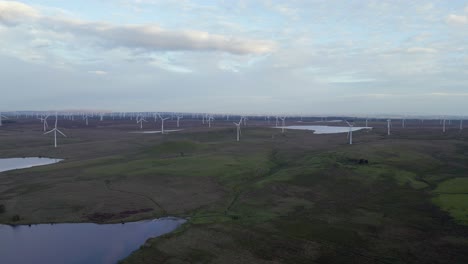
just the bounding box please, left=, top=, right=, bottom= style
left=278, top=125, right=372, bottom=134
left=0, top=157, right=62, bottom=173
left=0, top=217, right=186, bottom=264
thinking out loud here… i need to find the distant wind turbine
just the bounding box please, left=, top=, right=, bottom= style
left=280, top=117, right=286, bottom=133
left=44, top=113, right=66, bottom=148
left=233, top=119, right=242, bottom=141
left=387, top=119, right=391, bottom=135
left=443, top=119, right=446, bottom=133
left=346, top=121, right=353, bottom=145
left=176, top=115, right=183, bottom=128
left=136, top=115, right=147, bottom=129
left=0, top=112, right=7, bottom=126
left=460, top=119, right=463, bottom=131
left=158, top=114, right=170, bottom=134
left=207, top=116, right=214, bottom=128
left=38, top=114, right=50, bottom=132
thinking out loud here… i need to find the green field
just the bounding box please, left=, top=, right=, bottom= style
left=1, top=120, right=468, bottom=263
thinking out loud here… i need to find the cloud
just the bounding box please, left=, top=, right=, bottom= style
left=406, top=47, right=437, bottom=53
left=88, top=70, right=107, bottom=75
left=0, top=1, right=38, bottom=25
left=429, top=92, right=468, bottom=97
left=0, top=1, right=275, bottom=55
left=447, top=14, right=468, bottom=25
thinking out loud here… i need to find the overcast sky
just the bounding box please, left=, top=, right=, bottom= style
left=0, top=0, right=467, bottom=115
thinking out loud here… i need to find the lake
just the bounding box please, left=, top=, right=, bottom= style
left=0, top=157, right=62, bottom=173
left=278, top=125, right=372, bottom=134
left=0, top=217, right=186, bottom=264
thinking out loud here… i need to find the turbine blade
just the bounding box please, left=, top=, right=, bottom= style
left=44, top=129, right=55, bottom=135
left=56, top=129, right=67, bottom=137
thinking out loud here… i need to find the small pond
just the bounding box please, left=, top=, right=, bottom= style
left=0, top=157, right=62, bottom=173
left=277, top=125, right=372, bottom=134
left=0, top=217, right=186, bottom=264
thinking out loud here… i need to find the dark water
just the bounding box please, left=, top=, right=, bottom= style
left=0, top=157, right=62, bottom=173
left=0, top=217, right=186, bottom=264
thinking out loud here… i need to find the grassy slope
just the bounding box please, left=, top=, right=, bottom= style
left=121, top=130, right=468, bottom=263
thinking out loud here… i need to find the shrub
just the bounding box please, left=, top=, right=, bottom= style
left=11, top=214, right=20, bottom=222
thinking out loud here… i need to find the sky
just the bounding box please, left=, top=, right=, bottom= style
left=0, top=0, right=467, bottom=115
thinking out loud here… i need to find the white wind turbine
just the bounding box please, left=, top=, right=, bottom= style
left=0, top=112, right=7, bottom=126
left=44, top=113, right=66, bottom=148
left=38, top=114, right=50, bottom=132
left=275, top=116, right=279, bottom=127
left=233, top=118, right=242, bottom=141
left=280, top=117, right=286, bottom=133
left=365, top=118, right=368, bottom=127
left=207, top=116, right=214, bottom=128
left=136, top=115, right=147, bottom=129
left=346, top=121, right=353, bottom=145
left=460, top=119, right=463, bottom=131
left=83, top=114, right=89, bottom=126
left=387, top=119, right=391, bottom=135
left=176, top=115, right=183, bottom=128
left=158, top=114, right=170, bottom=134
left=402, top=118, right=405, bottom=128
left=443, top=119, right=446, bottom=133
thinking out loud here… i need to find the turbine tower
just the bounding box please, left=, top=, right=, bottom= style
left=233, top=119, right=242, bottom=141
left=346, top=121, right=353, bottom=145
left=136, top=115, right=147, bottom=129
left=176, top=115, right=183, bottom=128
left=387, top=119, right=391, bottom=135
left=280, top=117, right=286, bottom=133
left=44, top=113, right=66, bottom=148
left=0, top=112, right=7, bottom=126
left=38, top=114, right=50, bottom=132
left=208, top=116, right=214, bottom=128
left=158, top=114, right=170, bottom=134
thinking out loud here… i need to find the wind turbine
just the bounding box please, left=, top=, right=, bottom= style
left=0, top=112, right=7, bottom=126
left=365, top=118, right=368, bottom=127
left=443, top=119, right=446, bottom=133
left=176, top=115, right=183, bottom=128
left=38, top=114, right=50, bottom=132
left=207, top=116, right=214, bottom=128
left=275, top=116, right=279, bottom=127
left=346, top=121, right=353, bottom=145
left=44, top=113, right=66, bottom=148
left=460, top=119, right=463, bottom=131
left=387, top=119, right=391, bottom=135
left=158, top=114, right=170, bottom=134
left=402, top=118, right=405, bottom=128
left=136, top=115, right=147, bottom=129
left=83, top=114, right=89, bottom=126
left=233, top=119, right=242, bottom=141
left=280, top=117, right=286, bottom=133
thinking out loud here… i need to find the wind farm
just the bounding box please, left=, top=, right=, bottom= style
left=1, top=0, right=467, bottom=263
left=1, top=111, right=468, bottom=263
